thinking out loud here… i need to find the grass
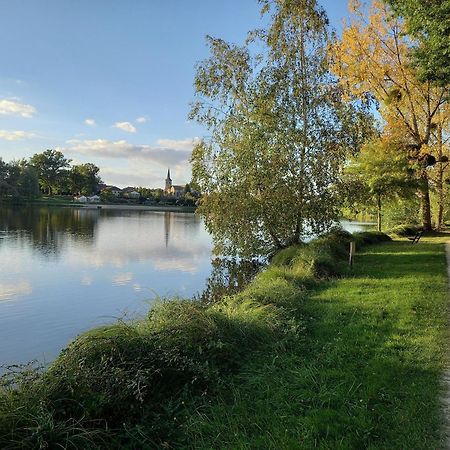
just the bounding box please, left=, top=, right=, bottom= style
left=181, top=235, right=449, bottom=449
left=0, top=231, right=448, bottom=448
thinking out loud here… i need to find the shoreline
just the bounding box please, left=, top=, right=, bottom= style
left=5, top=201, right=197, bottom=213
left=81, top=203, right=197, bottom=212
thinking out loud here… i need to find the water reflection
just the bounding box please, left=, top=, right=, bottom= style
left=164, top=211, right=171, bottom=248
left=195, top=258, right=262, bottom=305
left=0, top=207, right=98, bottom=258
left=0, top=207, right=213, bottom=366
left=0, top=281, right=32, bottom=302
left=0, top=208, right=373, bottom=367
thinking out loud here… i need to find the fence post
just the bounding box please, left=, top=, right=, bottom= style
left=349, top=241, right=355, bottom=267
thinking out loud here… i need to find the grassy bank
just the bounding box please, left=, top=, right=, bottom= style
left=183, top=234, right=449, bottom=449
left=0, top=231, right=448, bottom=448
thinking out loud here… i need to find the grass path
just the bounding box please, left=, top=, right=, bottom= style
left=183, top=237, right=450, bottom=449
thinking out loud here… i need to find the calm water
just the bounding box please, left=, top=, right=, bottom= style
left=0, top=207, right=213, bottom=367
left=0, top=206, right=372, bottom=367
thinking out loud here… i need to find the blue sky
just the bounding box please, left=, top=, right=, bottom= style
left=0, top=0, right=350, bottom=188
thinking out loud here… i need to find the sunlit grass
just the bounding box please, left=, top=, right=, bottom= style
left=183, top=235, right=449, bottom=449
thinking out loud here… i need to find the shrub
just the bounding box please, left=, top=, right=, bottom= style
left=388, top=224, right=422, bottom=237
left=352, top=231, right=392, bottom=245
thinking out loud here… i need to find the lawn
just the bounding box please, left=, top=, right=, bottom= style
left=182, top=236, right=450, bottom=449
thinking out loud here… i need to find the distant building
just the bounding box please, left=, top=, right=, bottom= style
left=75, top=195, right=87, bottom=203
left=128, top=191, right=140, bottom=199
left=87, top=195, right=100, bottom=203
left=99, top=185, right=122, bottom=197
left=164, top=169, right=185, bottom=198
left=122, top=187, right=140, bottom=199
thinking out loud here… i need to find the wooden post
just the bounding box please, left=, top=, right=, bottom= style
left=349, top=241, right=355, bottom=267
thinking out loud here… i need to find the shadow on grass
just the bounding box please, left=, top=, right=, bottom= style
left=183, top=238, right=447, bottom=449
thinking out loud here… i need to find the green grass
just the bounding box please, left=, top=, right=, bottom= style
left=28, top=196, right=76, bottom=206
left=181, top=236, right=449, bottom=449
left=0, top=232, right=448, bottom=448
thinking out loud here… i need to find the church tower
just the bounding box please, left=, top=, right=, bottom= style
left=165, top=168, right=172, bottom=193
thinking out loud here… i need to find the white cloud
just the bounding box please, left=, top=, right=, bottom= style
left=100, top=167, right=163, bottom=187
left=85, top=118, right=96, bottom=126
left=136, top=117, right=147, bottom=123
left=61, top=137, right=197, bottom=167
left=0, top=130, right=35, bottom=141
left=0, top=99, right=36, bottom=118
left=59, top=137, right=197, bottom=187
left=156, top=137, right=200, bottom=151
left=114, top=121, right=137, bottom=133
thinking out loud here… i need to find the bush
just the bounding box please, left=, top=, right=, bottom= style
left=310, top=229, right=353, bottom=260
left=352, top=231, right=392, bottom=245
left=388, top=224, right=422, bottom=237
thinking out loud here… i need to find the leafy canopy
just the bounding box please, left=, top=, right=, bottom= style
left=30, top=149, right=71, bottom=195
left=191, top=0, right=361, bottom=257
left=332, top=0, right=448, bottom=229
left=386, top=0, right=450, bottom=86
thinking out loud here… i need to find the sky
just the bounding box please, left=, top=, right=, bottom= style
left=0, top=0, right=350, bottom=188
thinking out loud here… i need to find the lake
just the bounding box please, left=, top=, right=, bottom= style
left=0, top=206, right=372, bottom=368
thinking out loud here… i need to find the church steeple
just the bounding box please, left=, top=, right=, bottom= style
left=165, top=168, right=172, bottom=193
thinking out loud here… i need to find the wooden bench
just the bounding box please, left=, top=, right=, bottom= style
left=407, top=230, right=423, bottom=244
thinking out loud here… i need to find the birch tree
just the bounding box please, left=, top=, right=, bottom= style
left=190, top=0, right=357, bottom=257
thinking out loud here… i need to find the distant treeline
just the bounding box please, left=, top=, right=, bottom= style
left=0, top=149, right=200, bottom=206
left=0, top=149, right=101, bottom=199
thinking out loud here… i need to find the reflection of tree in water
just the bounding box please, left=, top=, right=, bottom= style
left=0, top=207, right=98, bottom=258
left=195, top=258, right=263, bottom=305
left=164, top=212, right=172, bottom=248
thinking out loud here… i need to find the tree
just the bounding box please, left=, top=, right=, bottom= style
left=190, top=0, right=358, bottom=257
left=0, top=158, right=40, bottom=200
left=69, top=163, right=101, bottom=195
left=0, top=159, right=22, bottom=199
left=344, top=139, right=417, bottom=231
left=100, top=187, right=115, bottom=203
left=429, top=105, right=450, bottom=230
left=332, top=0, right=448, bottom=230
left=30, top=149, right=71, bottom=195
left=0, top=158, right=12, bottom=199
left=18, top=165, right=40, bottom=199
left=385, top=0, right=450, bottom=86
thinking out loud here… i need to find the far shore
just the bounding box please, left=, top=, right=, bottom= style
left=81, top=203, right=197, bottom=213
left=1, top=199, right=197, bottom=213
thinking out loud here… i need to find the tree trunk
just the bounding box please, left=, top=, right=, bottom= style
left=419, top=170, right=432, bottom=231
left=376, top=193, right=382, bottom=232
left=436, top=122, right=445, bottom=231
left=436, top=166, right=444, bottom=231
